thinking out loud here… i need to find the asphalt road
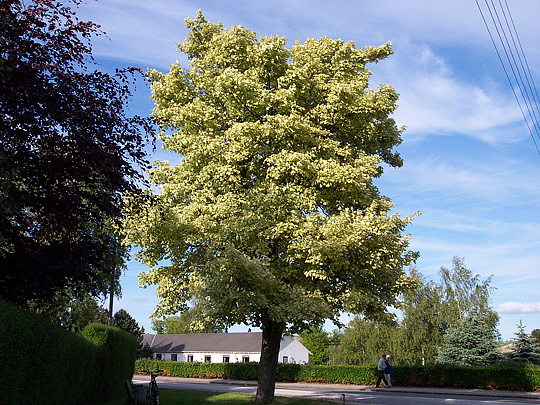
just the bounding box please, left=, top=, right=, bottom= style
left=132, top=376, right=540, bottom=404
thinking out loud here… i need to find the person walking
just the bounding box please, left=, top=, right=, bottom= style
left=376, top=354, right=387, bottom=388
left=384, top=354, right=394, bottom=387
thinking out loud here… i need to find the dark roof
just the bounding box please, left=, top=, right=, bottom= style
left=142, top=332, right=263, bottom=353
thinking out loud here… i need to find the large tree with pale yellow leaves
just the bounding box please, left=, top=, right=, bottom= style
left=125, top=12, right=417, bottom=403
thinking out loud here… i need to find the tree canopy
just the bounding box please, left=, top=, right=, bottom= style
left=439, top=257, right=499, bottom=331
left=329, top=316, right=400, bottom=366
left=26, top=290, right=109, bottom=333
left=300, top=325, right=332, bottom=365
left=113, top=309, right=145, bottom=346
left=0, top=0, right=153, bottom=304
left=151, top=305, right=225, bottom=334
left=396, top=268, right=445, bottom=365
left=125, top=12, right=416, bottom=403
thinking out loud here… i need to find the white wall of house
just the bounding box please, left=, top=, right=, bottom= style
left=151, top=335, right=310, bottom=364
left=154, top=351, right=260, bottom=363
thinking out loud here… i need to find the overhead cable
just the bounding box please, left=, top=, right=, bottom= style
left=474, top=0, right=540, bottom=157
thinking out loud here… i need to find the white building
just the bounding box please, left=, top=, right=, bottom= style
left=141, top=332, right=310, bottom=364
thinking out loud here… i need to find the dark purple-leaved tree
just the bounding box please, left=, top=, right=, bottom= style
left=0, top=0, right=154, bottom=304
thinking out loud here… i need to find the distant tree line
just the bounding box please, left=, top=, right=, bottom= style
left=300, top=257, right=540, bottom=366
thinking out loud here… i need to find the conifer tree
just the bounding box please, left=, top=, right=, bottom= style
left=507, top=321, right=540, bottom=365
left=436, top=315, right=501, bottom=366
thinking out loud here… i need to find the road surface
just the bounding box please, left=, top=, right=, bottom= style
left=132, top=376, right=540, bottom=404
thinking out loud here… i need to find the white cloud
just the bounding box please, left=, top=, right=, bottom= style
left=497, top=302, right=540, bottom=314
left=371, top=41, right=525, bottom=144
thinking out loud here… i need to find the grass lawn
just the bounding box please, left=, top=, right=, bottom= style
left=105, top=388, right=337, bottom=404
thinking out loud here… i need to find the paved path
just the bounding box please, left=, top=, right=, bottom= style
left=132, top=375, right=540, bottom=403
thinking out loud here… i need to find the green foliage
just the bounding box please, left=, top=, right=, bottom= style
left=136, top=358, right=260, bottom=380
left=151, top=306, right=225, bottom=334
left=398, top=268, right=445, bottom=365
left=113, top=308, right=144, bottom=346
left=25, top=291, right=109, bottom=333
left=135, top=359, right=376, bottom=385
left=126, top=11, right=416, bottom=403
left=395, top=363, right=540, bottom=390
left=436, top=315, right=501, bottom=366
left=531, top=329, right=540, bottom=344
left=438, top=257, right=499, bottom=331
left=327, top=259, right=501, bottom=368
left=0, top=298, right=137, bottom=404
left=396, top=258, right=499, bottom=366
left=300, top=325, right=331, bottom=365
left=138, top=343, right=153, bottom=359
left=506, top=321, right=540, bottom=365
left=329, top=317, right=401, bottom=366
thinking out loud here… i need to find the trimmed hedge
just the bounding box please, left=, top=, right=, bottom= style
left=0, top=298, right=137, bottom=404
left=82, top=323, right=137, bottom=401
left=135, top=359, right=540, bottom=391
left=394, top=363, right=540, bottom=391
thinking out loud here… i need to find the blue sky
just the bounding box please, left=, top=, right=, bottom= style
left=77, top=0, right=540, bottom=340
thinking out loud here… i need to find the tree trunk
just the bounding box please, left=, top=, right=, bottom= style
left=255, top=317, right=285, bottom=404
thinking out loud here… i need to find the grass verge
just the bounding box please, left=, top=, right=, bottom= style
left=103, top=388, right=337, bottom=404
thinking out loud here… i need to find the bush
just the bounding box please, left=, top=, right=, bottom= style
left=82, top=323, right=137, bottom=401
left=135, top=359, right=540, bottom=391
left=0, top=298, right=137, bottom=404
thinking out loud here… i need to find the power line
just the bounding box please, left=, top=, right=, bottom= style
left=500, top=0, right=540, bottom=125
left=474, top=0, right=540, bottom=157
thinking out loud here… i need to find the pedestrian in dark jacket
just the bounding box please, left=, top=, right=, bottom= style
left=384, top=355, right=394, bottom=387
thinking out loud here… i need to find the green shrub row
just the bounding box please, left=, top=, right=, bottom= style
left=395, top=363, right=540, bottom=391
left=0, top=298, right=137, bottom=404
left=135, top=359, right=540, bottom=391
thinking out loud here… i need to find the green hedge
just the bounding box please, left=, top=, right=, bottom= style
left=135, top=359, right=540, bottom=391
left=394, top=363, right=540, bottom=391
left=0, top=298, right=137, bottom=404
left=82, top=323, right=137, bottom=401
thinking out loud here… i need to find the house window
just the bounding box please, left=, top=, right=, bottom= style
left=205, top=356, right=211, bottom=363
left=242, top=356, right=250, bottom=363
left=223, top=356, right=230, bottom=363
left=282, top=356, right=288, bottom=364
left=171, top=354, right=178, bottom=362
left=155, top=353, right=162, bottom=360
left=187, top=355, right=194, bottom=362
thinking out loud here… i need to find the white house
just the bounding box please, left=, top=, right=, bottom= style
left=141, top=332, right=310, bottom=364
